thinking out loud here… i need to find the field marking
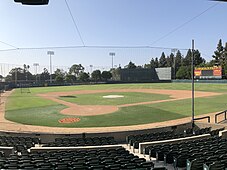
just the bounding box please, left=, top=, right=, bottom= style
left=37, top=89, right=221, bottom=116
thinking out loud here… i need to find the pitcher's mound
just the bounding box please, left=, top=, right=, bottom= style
left=60, top=105, right=119, bottom=116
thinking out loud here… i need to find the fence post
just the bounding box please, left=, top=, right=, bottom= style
left=208, top=117, right=210, bottom=123
left=225, top=111, right=227, bottom=121
left=215, top=114, right=217, bottom=124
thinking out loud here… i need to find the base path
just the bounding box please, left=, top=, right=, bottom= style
left=38, top=89, right=221, bottom=116
left=0, top=89, right=222, bottom=134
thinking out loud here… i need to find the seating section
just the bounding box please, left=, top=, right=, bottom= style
left=0, top=136, right=40, bottom=153
left=43, top=136, right=117, bottom=147
left=210, top=127, right=225, bottom=136
left=146, top=136, right=227, bottom=169
left=0, top=147, right=154, bottom=169
left=0, top=127, right=224, bottom=169
left=127, top=127, right=211, bottom=149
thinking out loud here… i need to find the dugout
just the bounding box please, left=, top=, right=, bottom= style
left=119, top=67, right=172, bottom=82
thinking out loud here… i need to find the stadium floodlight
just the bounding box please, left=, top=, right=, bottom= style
left=14, top=0, right=49, bottom=5
left=109, top=52, right=115, bottom=69
left=47, top=51, right=54, bottom=83
left=33, top=63, right=39, bottom=83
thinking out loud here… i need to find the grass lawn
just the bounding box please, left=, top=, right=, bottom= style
left=28, top=83, right=227, bottom=94
left=59, top=92, right=171, bottom=105
left=5, top=105, right=184, bottom=127
left=6, top=89, right=58, bottom=111
left=5, top=83, right=227, bottom=127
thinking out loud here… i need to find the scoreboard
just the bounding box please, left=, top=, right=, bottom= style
left=194, top=66, right=222, bottom=79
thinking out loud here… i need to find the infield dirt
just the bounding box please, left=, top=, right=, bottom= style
left=37, top=89, right=220, bottom=116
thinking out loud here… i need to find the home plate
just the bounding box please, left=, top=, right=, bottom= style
left=103, top=95, right=124, bottom=99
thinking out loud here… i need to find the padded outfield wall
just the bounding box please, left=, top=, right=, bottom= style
left=119, top=67, right=172, bottom=82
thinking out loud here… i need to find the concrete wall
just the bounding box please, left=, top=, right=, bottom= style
left=0, top=122, right=193, bottom=144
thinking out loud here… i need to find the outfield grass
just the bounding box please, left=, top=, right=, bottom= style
left=28, top=83, right=227, bottom=94
left=59, top=92, right=171, bottom=105
left=5, top=83, right=227, bottom=127
left=6, top=89, right=58, bottom=111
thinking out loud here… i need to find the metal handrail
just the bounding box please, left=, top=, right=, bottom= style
left=194, top=116, right=210, bottom=123
left=215, top=110, right=227, bottom=124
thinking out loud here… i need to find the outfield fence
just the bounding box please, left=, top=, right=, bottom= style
left=172, top=79, right=227, bottom=84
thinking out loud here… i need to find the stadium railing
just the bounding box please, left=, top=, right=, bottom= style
left=194, top=116, right=211, bottom=123
left=215, top=110, right=227, bottom=124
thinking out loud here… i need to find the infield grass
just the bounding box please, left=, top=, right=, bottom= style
left=59, top=92, right=171, bottom=105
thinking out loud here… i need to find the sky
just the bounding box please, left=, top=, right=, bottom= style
left=0, top=0, right=227, bottom=75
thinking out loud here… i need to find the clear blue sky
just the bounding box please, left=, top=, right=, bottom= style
left=0, top=0, right=227, bottom=74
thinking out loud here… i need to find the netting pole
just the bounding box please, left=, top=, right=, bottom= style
left=191, top=40, right=195, bottom=128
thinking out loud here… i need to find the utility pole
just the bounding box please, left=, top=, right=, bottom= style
left=191, top=40, right=195, bottom=128
left=15, top=69, right=17, bottom=85
left=171, top=48, right=178, bottom=79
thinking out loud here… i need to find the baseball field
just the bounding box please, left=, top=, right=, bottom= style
left=4, top=83, right=227, bottom=128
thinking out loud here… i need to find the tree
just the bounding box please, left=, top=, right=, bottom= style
left=204, top=60, right=216, bottom=67
left=65, top=74, right=76, bottom=83
left=23, top=64, right=30, bottom=73
left=175, top=50, right=183, bottom=72
left=212, top=39, right=224, bottom=66
left=169, top=53, right=174, bottom=67
left=222, top=42, right=227, bottom=78
left=144, top=63, right=151, bottom=68
left=182, top=49, right=192, bottom=66
left=54, top=69, right=65, bottom=83
left=23, top=64, right=31, bottom=81
left=40, top=68, right=50, bottom=82
left=150, top=58, right=156, bottom=68
left=194, top=50, right=205, bottom=66
left=223, top=42, right=227, bottom=63
left=111, top=68, right=121, bottom=81
left=176, top=66, right=191, bottom=79
left=124, top=61, right=137, bottom=69
left=69, top=64, right=84, bottom=77
left=183, top=49, right=205, bottom=67
left=166, top=53, right=174, bottom=67
left=159, top=52, right=167, bottom=67
left=144, top=58, right=156, bottom=68
left=91, top=70, right=101, bottom=81
left=101, top=71, right=112, bottom=81
left=78, top=72, right=89, bottom=82
left=154, top=57, right=159, bottom=68
left=9, top=67, right=24, bottom=81
left=7, top=66, right=33, bottom=82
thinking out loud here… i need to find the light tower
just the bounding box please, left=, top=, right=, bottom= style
left=109, top=52, right=115, bottom=69
left=47, top=51, right=54, bottom=83
left=33, top=63, right=39, bottom=83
